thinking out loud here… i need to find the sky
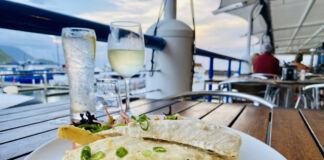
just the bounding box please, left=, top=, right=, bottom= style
left=1, top=0, right=266, bottom=71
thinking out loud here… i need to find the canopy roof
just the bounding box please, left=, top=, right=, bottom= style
left=271, top=0, right=324, bottom=55
left=217, top=0, right=272, bottom=50
left=217, top=0, right=324, bottom=55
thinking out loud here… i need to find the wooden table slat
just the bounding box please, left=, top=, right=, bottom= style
left=201, top=103, right=245, bottom=126
left=0, top=104, right=69, bottom=122
left=300, top=109, right=324, bottom=153
left=0, top=109, right=118, bottom=144
left=231, top=106, right=270, bottom=143
left=130, top=100, right=179, bottom=115
left=271, top=109, right=323, bottom=159
left=0, top=99, right=155, bottom=127
left=0, top=109, right=69, bottom=131
left=0, top=101, right=69, bottom=116
left=179, top=102, right=222, bottom=119
left=148, top=101, right=200, bottom=115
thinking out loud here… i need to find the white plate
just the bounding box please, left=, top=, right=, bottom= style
left=25, top=117, right=286, bottom=160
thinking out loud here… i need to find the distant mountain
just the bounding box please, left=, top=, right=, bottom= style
left=0, top=49, right=14, bottom=65
left=0, top=45, right=34, bottom=62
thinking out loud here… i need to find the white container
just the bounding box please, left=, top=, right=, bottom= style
left=145, top=19, right=193, bottom=99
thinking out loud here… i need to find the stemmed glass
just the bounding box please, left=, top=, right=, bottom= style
left=107, top=21, right=145, bottom=112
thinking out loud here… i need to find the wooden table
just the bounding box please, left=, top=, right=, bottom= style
left=0, top=100, right=323, bottom=160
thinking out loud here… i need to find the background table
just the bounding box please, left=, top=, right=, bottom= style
left=0, top=100, right=323, bottom=160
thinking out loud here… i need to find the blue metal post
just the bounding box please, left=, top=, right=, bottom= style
left=226, top=60, right=232, bottom=103
left=237, top=61, right=242, bottom=75
left=207, top=57, right=214, bottom=102
left=227, top=59, right=232, bottom=78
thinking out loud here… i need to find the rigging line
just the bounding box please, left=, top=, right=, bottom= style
left=190, top=0, right=196, bottom=88
left=150, top=0, right=167, bottom=77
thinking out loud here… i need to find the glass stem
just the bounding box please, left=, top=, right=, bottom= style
left=124, top=78, right=130, bottom=112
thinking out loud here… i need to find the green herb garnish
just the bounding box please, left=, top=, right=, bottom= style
left=141, top=150, right=152, bottom=157
left=78, top=124, right=111, bottom=133
left=139, top=120, right=150, bottom=131
left=131, top=115, right=137, bottom=121
left=116, top=147, right=128, bottom=158
left=153, top=147, right=167, bottom=152
left=90, top=151, right=105, bottom=160
left=113, top=123, right=127, bottom=129
left=137, top=114, right=150, bottom=122
left=137, top=114, right=150, bottom=131
left=81, top=145, right=91, bottom=160
left=166, top=115, right=177, bottom=120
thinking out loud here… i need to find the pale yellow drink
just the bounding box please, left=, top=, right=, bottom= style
left=108, top=49, right=145, bottom=77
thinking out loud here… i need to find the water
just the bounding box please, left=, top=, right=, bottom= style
left=62, top=33, right=96, bottom=121
left=20, top=89, right=69, bottom=103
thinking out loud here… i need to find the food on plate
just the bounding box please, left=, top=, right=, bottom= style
left=57, top=125, right=105, bottom=145
left=97, top=120, right=241, bottom=160
left=62, top=136, right=225, bottom=160
left=57, top=111, right=241, bottom=160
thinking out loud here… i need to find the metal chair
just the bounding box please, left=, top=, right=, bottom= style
left=217, top=79, right=279, bottom=105
left=303, top=84, right=324, bottom=109
left=164, top=91, right=277, bottom=109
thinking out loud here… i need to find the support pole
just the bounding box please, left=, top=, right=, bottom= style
left=237, top=61, right=242, bottom=75
left=227, top=59, right=232, bottom=78
left=244, top=3, right=258, bottom=74
left=43, top=73, right=48, bottom=94
left=207, top=57, right=214, bottom=102
left=226, top=59, right=232, bottom=103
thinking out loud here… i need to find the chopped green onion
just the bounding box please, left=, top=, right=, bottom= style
left=90, top=151, right=105, bottom=160
left=153, top=147, right=167, bottom=152
left=141, top=150, right=152, bottom=157
left=131, top=115, right=137, bottom=121
left=136, top=114, right=150, bottom=131
left=137, top=114, right=149, bottom=122
left=81, top=145, right=91, bottom=160
left=166, top=115, right=177, bottom=120
left=116, top=147, right=128, bottom=158
left=139, top=120, right=150, bottom=131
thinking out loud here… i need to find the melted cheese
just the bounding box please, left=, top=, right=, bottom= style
left=62, top=136, right=225, bottom=160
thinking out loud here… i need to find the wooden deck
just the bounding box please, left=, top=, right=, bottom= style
left=0, top=100, right=323, bottom=160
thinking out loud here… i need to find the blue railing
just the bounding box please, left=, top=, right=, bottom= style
left=0, top=0, right=248, bottom=98
left=195, top=48, right=248, bottom=101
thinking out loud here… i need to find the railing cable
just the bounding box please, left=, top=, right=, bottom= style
left=150, top=0, right=167, bottom=76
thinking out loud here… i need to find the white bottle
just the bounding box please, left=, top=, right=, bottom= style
left=300, top=69, right=305, bottom=81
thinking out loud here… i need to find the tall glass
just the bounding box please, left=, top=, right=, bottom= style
left=107, top=21, right=145, bottom=112
left=62, top=28, right=96, bottom=124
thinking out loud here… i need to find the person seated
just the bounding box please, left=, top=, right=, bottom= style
left=251, top=53, right=259, bottom=71
left=253, top=44, right=280, bottom=75
left=291, top=53, right=308, bottom=72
